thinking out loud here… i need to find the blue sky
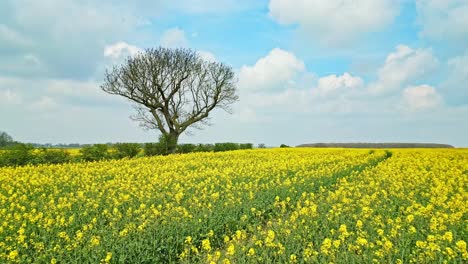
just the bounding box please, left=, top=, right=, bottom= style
left=1, top=0, right=467, bottom=146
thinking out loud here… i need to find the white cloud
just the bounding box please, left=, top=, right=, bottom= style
left=370, top=45, right=438, bottom=94
left=268, top=0, right=400, bottom=45
left=198, top=51, right=217, bottom=62
left=167, top=0, right=263, bottom=14
left=238, top=48, right=305, bottom=91
left=0, top=0, right=163, bottom=78
left=314, top=73, right=364, bottom=97
left=160, top=28, right=188, bottom=48
left=416, top=0, right=468, bottom=46
left=104, top=42, right=142, bottom=59
left=402, top=85, right=442, bottom=111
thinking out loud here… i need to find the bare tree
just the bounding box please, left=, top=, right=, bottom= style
left=101, top=47, right=238, bottom=153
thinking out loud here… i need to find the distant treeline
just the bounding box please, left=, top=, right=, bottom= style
left=0, top=142, right=254, bottom=168
left=297, top=143, right=455, bottom=148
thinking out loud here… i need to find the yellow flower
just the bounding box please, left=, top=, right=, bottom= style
left=357, top=237, right=368, bottom=247
left=321, top=238, right=332, bottom=255
left=443, top=232, right=453, bottom=242
left=290, top=254, right=297, bottom=263
left=247, top=248, right=255, bottom=256
left=101, top=252, right=112, bottom=263
left=202, top=239, right=211, bottom=251
left=227, top=244, right=235, bottom=256
left=333, top=239, right=341, bottom=249
left=356, top=220, right=363, bottom=229
left=456, top=240, right=466, bottom=252
left=90, top=236, right=100, bottom=246
left=8, top=250, right=18, bottom=261
left=383, top=240, right=393, bottom=251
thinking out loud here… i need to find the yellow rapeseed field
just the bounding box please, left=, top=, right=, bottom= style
left=0, top=148, right=466, bottom=263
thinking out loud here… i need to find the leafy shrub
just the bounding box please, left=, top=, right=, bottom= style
left=258, top=143, right=266, bottom=148
left=214, top=143, right=240, bottom=152
left=143, top=142, right=168, bottom=156
left=177, top=144, right=197, bottom=154
left=34, top=149, right=71, bottom=165
left=80, top=144, right=110, bottom=162
left=114, top=143, right=141, bottom=159
left=239, top=143, right=253, bottom=150
left=195, top=144, right=214, bottom=152
left=0, top=143, right=35, bottom=167
left=280, top=144, right=290, bottom=148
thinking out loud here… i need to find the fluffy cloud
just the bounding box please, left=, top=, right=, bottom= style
left=238, top=48, right=305, bottom=91
left=402, top=85, right=442, bottom=111
left=314, top=73, right=364, bottom=97
left=167, top=0, right=263, bottom=14
left=236, top=46, right=445, bottom=118
left=160, top=28, right=188, bottom=48
left=268, top=0, right=400, bottom=45
left=104, top=42, right=142, bottom=60
left=416, top=0, right=468, bottom=48
left=369, top=45, right=438, bottom=94
left=197, top=51, right=217, bottom=62
left=0, top=0, right=162, bottom=79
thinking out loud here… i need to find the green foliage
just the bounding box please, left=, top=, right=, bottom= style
left=239, top=143, right=253, bottom=150
left=158, top=134, right=178, bottom=155
left=258, top=143, right=266, bottom=148
left=0, top=143, right=34, bottom=167
left=114, top=143, right=142, bottom=159
left=80, top=144, right=110, bottom=162
left=194, top=144, right=214, bottom=152
left=280, top=144, right=290, bottom=148
left=177, top=144, right=197, bottom=154
left=144, top=135, right=180, bottom=156
left=214, top=143, right=240, bottom=152
left=33, top=148, right=71, bottom=165
left=0, top=131, right=14, bottom=148
left=144, top=142, right=168, bottom=156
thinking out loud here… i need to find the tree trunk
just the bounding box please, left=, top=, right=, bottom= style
left=165, top=132, right=179, bottom=154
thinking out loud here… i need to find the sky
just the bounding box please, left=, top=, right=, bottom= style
left=0, top=0, right=467, bottom=147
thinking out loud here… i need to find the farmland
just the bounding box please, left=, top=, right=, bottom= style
left=0, top=148, right=467, bottom=263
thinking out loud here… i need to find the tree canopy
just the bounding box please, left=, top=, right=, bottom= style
left=101, top=47, right=238, bottom=153
left=0, top=131, right=13, bottom=148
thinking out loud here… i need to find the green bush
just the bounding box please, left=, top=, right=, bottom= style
left=144, top=142, right=167, bottom=156
left=280, top=144, right=290, bottom=148
left=33, top=149, right=71, bottom=165
left=214, top=143, right=240, bottom=152
left=177, top=144, right=197, bottom=154
left=0, top=143, right=35, bottom=167
left=239, top=143, right=253, bottom=150
left=195, top=144, right=214, bottom=152
left=80, top=144, right=110, bottom=162
left=114, top=143, right=141, bottom=159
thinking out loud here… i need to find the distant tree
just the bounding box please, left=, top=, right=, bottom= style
left=0, top=131, right=14, bottom=148
left=101, top=47, right=238, bottom=153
